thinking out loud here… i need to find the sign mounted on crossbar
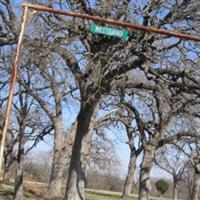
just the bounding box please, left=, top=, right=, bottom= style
left=90, top=24, right=129, bottom=39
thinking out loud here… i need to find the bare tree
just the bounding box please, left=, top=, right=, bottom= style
left=24, top=1, right=200, bottom=199
left=1, top=1, right=200, bottom=200
left=179, top=141, right=200, bottom=200
left=12, top=86, right=52, bottom=200
left=184, top=162, right=195, bottom=200
left=155, top=146, right=189, bottom=200
left=0, top=0, right=17, bottom=47
left=18, top=36, right=77, bottom=198
left=121, top=111, right=142, bottom=198
left=105, top=103, right=143, bottom=198
left=120, top=79, right=200, bottom=200
left=13, top=91, right=27, bottom=200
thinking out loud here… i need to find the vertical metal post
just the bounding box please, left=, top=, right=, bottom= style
left=0, top=5, right=29, bottom=178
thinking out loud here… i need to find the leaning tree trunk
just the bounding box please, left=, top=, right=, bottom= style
left=64, top=103, right=97, bottom=200
left=13, top=128, right=24, bottom=200
left=122, top=152, right=137, bottom=197
left=139, top=145, right=155, bottom=200
left=192, top=171, right=200, bottom=200
left=48, top=115, right=65, bottom=199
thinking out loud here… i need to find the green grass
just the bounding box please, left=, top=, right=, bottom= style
left=86, top=191, right=135, bottom=200
left=85, top=190, right=173, bottom=200
left=0, top=183, right=174, bottom=200
left=0, top=184, right=13, bottom=200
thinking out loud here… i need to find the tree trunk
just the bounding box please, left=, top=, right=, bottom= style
left=48, top=149, right=65, bottom=199
left=139, top=145, right=155, bottom=200
left=13, top=129, right=24, bottom=200
left=192, top=171, right=200, bottom=200
left=3, top=167, right=11, bottom=183
left=3, top=142, right=14, bottom=183
left=64, top=103, right=97, bottom=200
left=48, top=116, right=65, bottom=199
left=122, top=152, right=136, bottom=197
left=173, top=181, right=178, bottom=200
left=3, top=157, right=11, bottom=183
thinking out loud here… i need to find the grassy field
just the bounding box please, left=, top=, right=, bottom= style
left=0, top=182, right=173, bottom=200
left=86, top=190, right=134, bottom=200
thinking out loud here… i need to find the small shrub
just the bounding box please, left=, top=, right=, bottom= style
left=155, top=179, right=169, bottom=196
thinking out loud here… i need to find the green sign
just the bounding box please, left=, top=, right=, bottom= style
left=90, top=24, right=129, bottom=39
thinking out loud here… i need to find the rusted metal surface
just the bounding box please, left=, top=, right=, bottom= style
left=0, top=6, right=29, bottom=175
left=23, top=3, right=200, bottom=42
